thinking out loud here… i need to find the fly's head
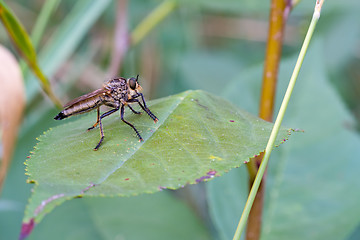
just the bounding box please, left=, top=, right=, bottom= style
left=128, top=75, right=143, bottom=97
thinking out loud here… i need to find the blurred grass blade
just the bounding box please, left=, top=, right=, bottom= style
left=131, top=0, right=177, bottom=46
left=0, top=1, right=61, bottom=108
left=20, top=0, right=61, bottom=76
left=25, top=0, right=112, bottom=103
left=30, top=0, right=61, bottom=50
left=0, top=1, right=35, bottom=60
left=0, top=45, right=25, bottom=194
left=38, top=0, right=112, bottom=74
left=109, top=0, right=177, bottom=75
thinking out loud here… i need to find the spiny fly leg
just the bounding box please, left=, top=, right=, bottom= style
left=128, top=104, right=142, bottom=115
left=120, top=105, right=143, bottom=142
left=128, top=98, right=158, bottom=122
left=139, top=93, right=158, bottom=122
left=93, top=108, right=119, bottom=150
left=94, top=136, right=104, bottom=150
left=88, top=108, right=100, bottom=131
left=143, top=106, right=158, bottom=122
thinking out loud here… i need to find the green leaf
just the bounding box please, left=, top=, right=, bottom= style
left=207, top=41, right=360, bottom=240
left=23, top=90, right=294, bottom=229
left=207, top=167, right=248, bottom=240
left=28, top=192, right=210, bottom=240
left=262, top=42, right=360, bottom=240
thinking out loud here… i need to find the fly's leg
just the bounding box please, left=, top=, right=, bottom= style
left=139, top=93, right=158, bottom=122
left=128, top=104, right=142, bottom=115
left=88, top=108, right=100, bottom=131
left=120, top=104, right=143, bottom=142
left=94, top=108, right=119, bottom=150
left=128, top=96, right=158, bottom=122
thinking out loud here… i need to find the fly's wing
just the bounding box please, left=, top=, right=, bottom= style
left=63, top=88, right=107, bottom=108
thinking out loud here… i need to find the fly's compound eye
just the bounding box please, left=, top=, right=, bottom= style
left=129, top=77, right=137, bottom=90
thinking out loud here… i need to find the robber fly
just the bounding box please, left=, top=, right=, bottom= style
left=54, top=75, right=158, bottom=150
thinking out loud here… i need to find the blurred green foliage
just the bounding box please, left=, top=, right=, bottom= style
left=0, top=0, right=360, bottom=239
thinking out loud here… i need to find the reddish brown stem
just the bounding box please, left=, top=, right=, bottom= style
left=245, top=1, right=292, bottom=240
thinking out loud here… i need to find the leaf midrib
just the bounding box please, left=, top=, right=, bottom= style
left=93, top=91, right=191, bottom=186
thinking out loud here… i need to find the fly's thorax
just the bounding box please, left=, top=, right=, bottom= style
left=105, top=78, right=129, bottom=102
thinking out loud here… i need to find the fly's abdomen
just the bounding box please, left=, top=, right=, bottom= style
left=54, top=96, right=103, bottom=120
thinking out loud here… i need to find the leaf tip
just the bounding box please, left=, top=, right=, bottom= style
left=19, top=218, right=35, bottom=240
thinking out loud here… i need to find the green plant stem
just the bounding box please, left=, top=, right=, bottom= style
left=246, top=0, right=292, bottom=239
left=232, top=2, right=324, bottom=239
left=131, top=0, right=177, bottom=46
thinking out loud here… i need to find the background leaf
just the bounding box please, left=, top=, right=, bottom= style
left=24, top=90, right=293, bottom=225
left=28, top=192, right=210, bottom=240
left=206, top=41, right=360, bottom=240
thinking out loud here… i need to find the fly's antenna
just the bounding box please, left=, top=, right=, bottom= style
left=136, top=74, right=139, bottom=82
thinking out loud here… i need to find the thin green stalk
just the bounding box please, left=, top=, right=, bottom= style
left=131, top=0, right=177, bottom=46
left=232, top=1, right=324, bottom=239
